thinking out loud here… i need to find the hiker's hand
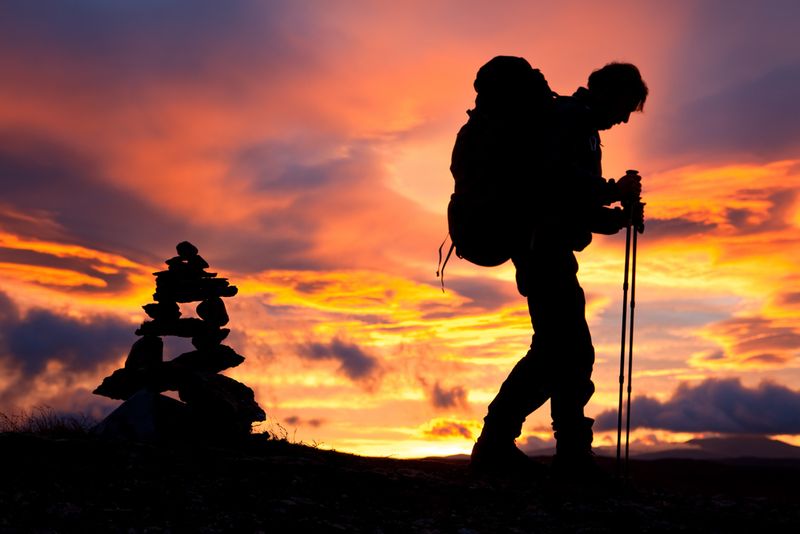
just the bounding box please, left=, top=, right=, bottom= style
left=614, top=206, right=628, bottom=231
left=630, top=201, right=645, bottom=234
left=617, top=172, right=642, bottom=201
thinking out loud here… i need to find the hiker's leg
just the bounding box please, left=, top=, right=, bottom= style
left=520, top=247, right=596, bottom=455
left=546, top=270, right=596, bottom=458
left=472, top=301, right=551, bottom=471
left=477, top=248, right=573, bottom=444
left=475, top=251, right=554, bottom=447
left=480, top=339, right=552, bottom=443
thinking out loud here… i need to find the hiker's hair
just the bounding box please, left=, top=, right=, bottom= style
left=588, top=62, right=648, bottom=112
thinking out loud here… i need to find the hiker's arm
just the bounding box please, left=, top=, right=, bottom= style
left=590, top=207, right=626, bottom=235
left=590, top=203, right=646, bottom=235
left=552, top=151, right=615, bottom=225
left=553, top=127, right=616, bottom=207
left=542, top=121, right=619, bottom=234
left=594, top=177, right=622, bottom=206
left=590, top=172, right=642, bottom=206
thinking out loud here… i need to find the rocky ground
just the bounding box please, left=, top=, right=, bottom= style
left=1, top=432, right=798, bottom=533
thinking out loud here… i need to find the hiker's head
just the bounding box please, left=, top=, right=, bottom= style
left=587, top=62, right=648, bottom=130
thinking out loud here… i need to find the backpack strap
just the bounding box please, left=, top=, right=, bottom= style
left=436, top=233, right=456, bottom=292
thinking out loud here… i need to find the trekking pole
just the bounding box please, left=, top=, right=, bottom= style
left=616, top=169, right=640, bottom=480
left=624, top=216, right=639, bottom=479
left=615, top=218, right=632, bottom=479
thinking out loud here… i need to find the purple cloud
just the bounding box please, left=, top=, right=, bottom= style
left=284, top=415, right=324, bottom=428
left=423, top=420, right=473, bottom=440
left=595, top=378, right=800, bottom=434
left=298, top=338, right=380, bottom=382
left=0, top=291, right=132, bottom=406
left=430, top=382, right=468, bottom=410
left=642, top=217, right=718, bottom=240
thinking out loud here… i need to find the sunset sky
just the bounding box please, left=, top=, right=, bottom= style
left=1, top=0, right=799, bottom=457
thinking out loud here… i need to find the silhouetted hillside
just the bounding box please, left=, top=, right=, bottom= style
left=633, top=436, right=800, bottom=460
left=522, top=435, right=800, bottom=461
left=1, top=432, right=799, bottom=532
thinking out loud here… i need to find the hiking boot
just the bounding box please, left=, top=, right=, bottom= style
left=470, top=437, right=539, bottom=475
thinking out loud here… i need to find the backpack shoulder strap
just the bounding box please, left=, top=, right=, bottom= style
left=436, top=233, right=456, bottom=292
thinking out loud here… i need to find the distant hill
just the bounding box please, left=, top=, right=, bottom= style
left=521, top=435, right=800, bottom=460
left=632, top=436, right=800, bottom=460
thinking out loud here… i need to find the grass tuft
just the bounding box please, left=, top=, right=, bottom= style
left=0, top=406, right=97, bottom=437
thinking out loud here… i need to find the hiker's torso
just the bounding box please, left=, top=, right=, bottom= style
left=523, top=88, right=605, bottom=256
left=550, top=89, right=603, bottom=191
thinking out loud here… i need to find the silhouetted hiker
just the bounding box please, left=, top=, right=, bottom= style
left=467, top=62, right=648, bottom=480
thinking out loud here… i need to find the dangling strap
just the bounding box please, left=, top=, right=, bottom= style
left=436, top=233, right=456, bottom=292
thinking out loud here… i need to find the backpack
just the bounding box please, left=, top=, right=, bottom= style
left=437, top=56, right=555, bottom=286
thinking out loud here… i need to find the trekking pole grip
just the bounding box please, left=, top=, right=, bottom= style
left=622, top=169, right=644, bottom=233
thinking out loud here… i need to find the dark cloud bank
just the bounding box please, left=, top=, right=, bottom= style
left=0, top=131, right=322, bottom=274
left=0, top=291, right=131, bottom=407
left=665, top=62, right=800, bottom=161
left=596, top=378, right=800, bottom=435
left=0, top=0, right=312, bottom=86
left=642, top=217, right=717, bottom=241
left=423, top=420, right=473, bottom=440
left=647, top=0, right=800, bottom=163
left=430, top=382, right=468, bottom=410
left=0, top=132, right=193, bottom=267
left=416, top=376, right=469, bottom=410
left=284, top=415, right=324, bottom=428
left=297, top=338, right=380, bottom=382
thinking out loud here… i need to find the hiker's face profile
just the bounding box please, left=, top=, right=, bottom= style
left=610, top=107, right=632, bottom=126
left=596, top=95, right=636, bottom=130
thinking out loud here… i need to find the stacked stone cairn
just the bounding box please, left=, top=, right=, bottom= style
left=93, top=241, right=265, bottom=440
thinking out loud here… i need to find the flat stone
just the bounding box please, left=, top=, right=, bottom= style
left=159, top=261, right=217, bottom=278
left=153, top=270, right=191, bottom=286
left=191, top=328, right=230, bottom=350
left=176, top=241, right=199, bottom=258
left=196, top=297, right=229, bottom=326
left=142, top=301, right=181, bottom=321
left=218, top=285, right=238, bottom=298
left=93, top=368, right=146, bottom=400
left=178, top=373, right=266, bottom=436
left=94, top=364, right=185, bottom=400
left=171, top=345, right=245, bottom=373
left=136, top=318, right=207, bottom=338
left=187, top=254, right=210, bottom=270
left=124, top=336, right=163, bottom=369
left=153, top=281, right=238, bottom=303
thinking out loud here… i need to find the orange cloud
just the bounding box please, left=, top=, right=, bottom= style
left=419, top=418, right=481, bottom=441
left=692, top=316, right=800, bottom=369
